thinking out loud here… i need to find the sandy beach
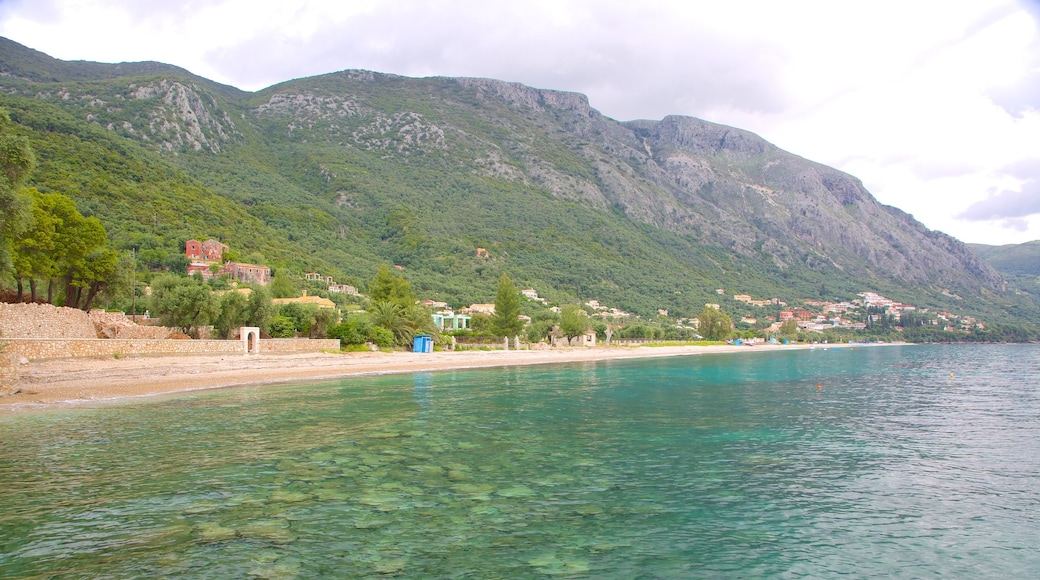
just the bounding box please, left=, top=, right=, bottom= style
left=2, top=343, right=834, bottom=411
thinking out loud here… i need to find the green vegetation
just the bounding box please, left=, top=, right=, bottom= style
left=0, top=37, right=1036, bottom=342
left=490, top=274, right=523, bottom=337
left=559, top=305, right=589, bottom=343
left=697, top=306, right=733, bottom=341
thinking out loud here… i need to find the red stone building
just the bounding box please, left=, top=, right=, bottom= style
left=185, top=239, right=229, bottom=261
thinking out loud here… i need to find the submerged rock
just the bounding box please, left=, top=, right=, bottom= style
left=195, top=522, right=236, bottom=542
left=238, top=519, right=294, bottom=544
left=497, top=486, right=536, bottom=498
left=268, top=490, right=311, bottom=503
left=372, top=557, right=407, bottom=574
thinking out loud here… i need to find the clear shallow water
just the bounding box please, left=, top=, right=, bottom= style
left=1, top=344, right=1039, bottom=578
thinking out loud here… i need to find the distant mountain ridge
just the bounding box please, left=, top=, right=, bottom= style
left=1, top=36, right=1033, bottom=324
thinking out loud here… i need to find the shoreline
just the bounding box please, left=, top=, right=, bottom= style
left=2, top=342, right=868, bottom=412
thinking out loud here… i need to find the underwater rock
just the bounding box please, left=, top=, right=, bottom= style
left=238, top=520, right=294, bottom=544
left=182, top=502, right=222, bottom=515
left=447, top=469, right=469, bottom=481
left=497, top=486, right=536, bottom=498
left=353, top=518, right=391, bottom=529
left=268, top=490, right=311, bottom=503
left=194, top=522, right=236, bottom=543
left=247, top=562, right=301, bottom=580
left=409, top=464, right=444, bottom=475
left=451, top=483, right=494, bottom=495
left=314, top=489, right=352, bottom=502
left=372, top=557, right=407, bottom=574
left=358, top=491, right=407, bottom=511
left=125, top=524, right=193, bottom=550
left=528, top=554, right=591, bottom=575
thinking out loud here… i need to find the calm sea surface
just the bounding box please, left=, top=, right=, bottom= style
left=1, top=344, right=1039, bottom=578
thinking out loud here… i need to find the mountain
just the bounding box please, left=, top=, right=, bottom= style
left=0, top=37, right=1035, bottom=324
left=969, top=241, right=1040, bottom=276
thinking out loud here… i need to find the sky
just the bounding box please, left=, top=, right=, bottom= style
left=1, top=0, right=1038, bottom=246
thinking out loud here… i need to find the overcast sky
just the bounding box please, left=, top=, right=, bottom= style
left=1, top=0, right=1038, bottom=246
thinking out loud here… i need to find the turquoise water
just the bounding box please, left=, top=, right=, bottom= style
left=1, top=344, right=1039, bottom=578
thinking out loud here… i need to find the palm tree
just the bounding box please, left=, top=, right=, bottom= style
left=367, top=301, right=413, bottom=345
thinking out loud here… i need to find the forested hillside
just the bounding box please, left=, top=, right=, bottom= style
left=1, top=36, right=1037, bottom=327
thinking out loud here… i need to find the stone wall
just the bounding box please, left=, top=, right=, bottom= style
left=0, top=302, right=97, bottom=339
left=0, top=302, right=340, bottom=366
left=2, top=337, right=341, bottom=361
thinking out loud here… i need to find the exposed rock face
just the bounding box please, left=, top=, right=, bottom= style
left=128, top=79, right=236, bottom=152
left=455, top=78, right=592, bottom=117
left=436, top=80, right=1002, bottom=291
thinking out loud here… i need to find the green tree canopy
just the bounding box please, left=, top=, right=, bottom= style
left=368, top=264, right=414, bottom=308
left=149, top=274, right=219, bottom=338
left=559, top=304, right=589, bottom=343
left=213, top=290, right=249, bottom=339
left=367, top=300, right=414, bottom=345
left=245, top=285, right=275, bottom=334
left=11, top=188, right=121, bottom=310
left=490, top=273, right=524, bottom=337
left=0, top=109, right=34, bottom=280
left=269, top=269, right=297, bottom=299
left=12, top=188, right=57, bottom=301
left=697, top=306, right=733, bottom=341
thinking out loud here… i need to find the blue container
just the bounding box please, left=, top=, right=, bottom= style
left=413, top=334, right=433, bottom=353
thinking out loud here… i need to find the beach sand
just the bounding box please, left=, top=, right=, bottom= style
left=2, top=343, right=828, bottom=411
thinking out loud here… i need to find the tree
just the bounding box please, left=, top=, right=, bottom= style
left=697, top=306, right=733, bottom=341
left=269, top=269, right=296, bottom=298
left=11, top=189, right=120, bottom=310
left=490, top=274, right=524, bottom=337
left=368, top=264, right=414, bottom=308
left=559, top=304, right=589, bottom=344
left=12, top=188, right=57, bottom=301
left=404, top=303, right=437, bottom=339
left=328, top=315, right=372, bottom=345
left=309, top=307, right=338, bottom=339
left=213, top=290, right=249, bottom=339
left=278, top=302, right=318, bottom=336
left=0, top=109, right=34, bottom=281
left=149, top=274, right=219, bottom=338
left=367, top=300, right=414, bottom=345
left=268, top=315, right=296, bottom=338
left=244, top=286, right=274, bottom=334
left=779, top=319, right=799, bottom=339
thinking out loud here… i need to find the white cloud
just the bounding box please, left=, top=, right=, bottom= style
left=1, top=0, right=1038, bottom=245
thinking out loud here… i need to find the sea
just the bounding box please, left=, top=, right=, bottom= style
left=1, top=344, right=1038, bottom=578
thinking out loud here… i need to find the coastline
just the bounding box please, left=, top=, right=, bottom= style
left=2, top=342, right=857, bottom=412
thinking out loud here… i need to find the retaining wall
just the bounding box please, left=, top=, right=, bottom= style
left=2, top=337, right=341, bottom=361
left=0, top=302, right=97, bottom=339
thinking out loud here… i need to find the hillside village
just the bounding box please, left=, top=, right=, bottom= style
left=191, top=235, right=987, bottom=343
